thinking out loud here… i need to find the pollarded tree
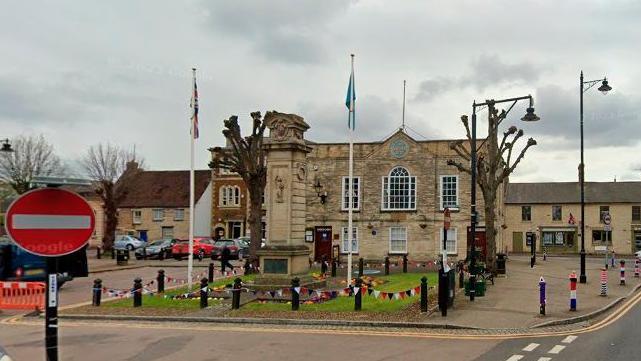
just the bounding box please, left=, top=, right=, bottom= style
left=210, top=112, right=268, bottom=268
left=0, top=135, right=63, bottom=194
left=447, top=100, right=537, bottom=270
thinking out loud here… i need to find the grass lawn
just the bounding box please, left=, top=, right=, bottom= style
left=242, top=272, right=437, bottom=313
left=103, top=274, right=256, bottom=309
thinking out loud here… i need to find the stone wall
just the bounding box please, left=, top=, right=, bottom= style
left=118, top=207, right=191, bottom=240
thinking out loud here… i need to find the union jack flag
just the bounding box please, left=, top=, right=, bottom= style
left=190, top=71, right=199, bottom=139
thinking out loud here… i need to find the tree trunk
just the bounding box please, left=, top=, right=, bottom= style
left=101, top=181, right=117, bottom=252
left=483, top=189, right=497, bottom=272
left=246, top=180, right=264, bottom=272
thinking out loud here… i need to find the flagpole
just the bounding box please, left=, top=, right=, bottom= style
left=188, top=68, right=196, bottom=290
left=347, top=54, right=355, bottom=285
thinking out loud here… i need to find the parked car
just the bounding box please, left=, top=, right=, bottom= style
left=0, top=345, right=14, bottom=361
left=635, top=250, right=641, bottom=259
left=234, top=237, right=266, bottom=259
left=135, top=239, right=177, bottom=260
left=171, top=238, right=215, bottom=260
left=210, top=239, right=244, bottom=260
left=114, top=235, right=146, bottom=251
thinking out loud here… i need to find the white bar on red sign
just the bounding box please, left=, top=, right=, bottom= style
left=12, top=214, right=92, bottom=229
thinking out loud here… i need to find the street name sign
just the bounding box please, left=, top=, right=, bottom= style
left=4, top=188, right=95, bottom=257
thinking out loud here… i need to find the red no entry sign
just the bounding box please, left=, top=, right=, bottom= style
left=4, top=188, right=95, bottom=257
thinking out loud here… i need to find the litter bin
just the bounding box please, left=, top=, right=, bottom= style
left=116, top=248, right=129, bottom=266
left=464, top=278, right=486, bottom=297
left=496, top=253, right=506, bottom=275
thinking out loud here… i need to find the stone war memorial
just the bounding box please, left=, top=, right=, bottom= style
left=255, top=111, right=325, bottom=289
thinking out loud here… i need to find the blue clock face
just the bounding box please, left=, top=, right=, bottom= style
left=390, top=139, right=409, bottom=159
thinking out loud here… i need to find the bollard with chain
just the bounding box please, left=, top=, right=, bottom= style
left=420, top=276, right=428, bottom=313
left=611, top=251, right=616, bottom=268
left=539, top=276, right=546, bottom=315
left=384, top=256, right=390, bottom=275
left=209, top=262, right=215, bottom=281
left=403, top=255, right=408, bottom=273
left=92, top=279, right=102, bottom=307
left=600, top=267, right=608, bottom=296
left=96, top=246, right=102, bottom=260
left=157, top=269, right=165, bottom=293
left=635, top=259, right=640, bottom=278
left=231, top=278, right=242, bottom=310
left=291, top=277, right=300, bottom=311
left=354, top=277, right=362, bottom=311
left=543, top=251, right=547, bottom=261
left=133, top=277, right=142, bottom=307
left=358, top=258, right=364, bottom=278
left=331, top=259, right=337, bottom=277
left=569, top=271, right=577, bottom=311
left=620, top=260, right=626, bottom=285
left=200, top=277, right=209, bottom=309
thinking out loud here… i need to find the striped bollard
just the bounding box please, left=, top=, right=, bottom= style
left=620, top=260, right=626, bottom=285
left=600, top=268, right=607, bottom=296
left=539, top=276, right=546, bottom=315
left=634, top=259, right=640, bottom=278
left=569, top=271, right=577, bottom=311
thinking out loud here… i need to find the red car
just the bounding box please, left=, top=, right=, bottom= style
left=171, top=238, right=215, bottom=260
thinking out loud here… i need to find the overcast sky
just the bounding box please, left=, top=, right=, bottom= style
left=2, top=1, right=640, bottom=182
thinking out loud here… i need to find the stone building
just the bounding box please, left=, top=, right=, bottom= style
left=304, top=129, right=485, bottom=261
left=117, top=169, right=212, bottom=241
left=503, top=182, right=641, bottom=255
left=60, top=184, right=105, bottom=248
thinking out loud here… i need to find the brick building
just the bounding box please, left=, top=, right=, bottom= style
left=117, top=169, right=212, bottom=241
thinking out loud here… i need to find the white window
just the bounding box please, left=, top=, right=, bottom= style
left=389, top=226, right=407, bottom=254
left=440, top=228, right=458, bottom=254
left=152, top=209, right=164, bottom=221
left=341, top=227, right=359, bottom=253
left=219, top=186, right=241, bottom=207
left=174, top=208, right=184, bottom=221
left=382, top=167, right=416, bottom=210
left=440, top=175, right=459, bottom=210
left=132, top=210, right=142, bottom=224
left=341, top=177, right=360, bottom=211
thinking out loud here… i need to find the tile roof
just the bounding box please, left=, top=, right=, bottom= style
left=505, top=182, right=641, bottom=204
left=119, top=170, right=211, bottom=208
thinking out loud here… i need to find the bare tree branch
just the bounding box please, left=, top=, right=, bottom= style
left=0, top=135, right=64, bottom=194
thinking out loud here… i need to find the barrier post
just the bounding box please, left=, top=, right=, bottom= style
left=600, top=268, right=607, bottom=296
left=420, top=276, right=428, bottom=313
left=569, top=271, right=577, bottom=311
left=620, top=260, right=626, bottom=285
left=354, top=277, right=362, bottom=311
left=291, top=277, right=300, bottom=311
left=200, top=277, right=208, bottom=309
left=384, top=256, right=390, bottom=275
left=331, top=259, right=337, bottom=278
left=539, top=276, right=546, bottom=315
left=92, top=279, right=102, bottom=307
left=358, top=258, right=364, bottom=278
left=209, top=262, right=215, bottom=281
left=157, top=270, right=165, bottom=293
left=96, top=246, right=102, bottom=259
left=231, top=278, right=241, bottom=310
left=635, top=259, right=639, bottom=278
left=403, top=254, right=408, bottom=273
left=133, top=278, right=142, bottom=307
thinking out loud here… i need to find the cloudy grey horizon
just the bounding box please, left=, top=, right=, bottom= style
left=2, top=1, right=640, bottom=183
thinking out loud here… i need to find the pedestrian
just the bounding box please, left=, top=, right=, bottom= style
left=321, top=255, right=328, bottom=276
left=220, top=245, right=234, bottom=274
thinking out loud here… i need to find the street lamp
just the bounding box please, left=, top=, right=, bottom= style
left=468, top=95, right=539, bottom=301
left=1, top=138, right=13, bottom=153
left=579, top=71, right=612, bottom=284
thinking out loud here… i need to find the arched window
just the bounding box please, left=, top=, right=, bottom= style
left=381, top=166, right=416, bottom=210
left=219, top=186, right=241, bottom=207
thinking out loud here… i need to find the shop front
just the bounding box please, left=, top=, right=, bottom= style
left=541, top=227, right=577, bottom=253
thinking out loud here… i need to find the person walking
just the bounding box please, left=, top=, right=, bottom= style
left=220, top=245, right=234, bottom=274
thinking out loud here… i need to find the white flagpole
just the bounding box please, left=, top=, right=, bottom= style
left=188, top=68, right=196, bottom=289
left=347, top=54, right=355, bottom=285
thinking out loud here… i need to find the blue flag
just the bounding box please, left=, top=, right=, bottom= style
left=345, top=71, right=356, bottom=129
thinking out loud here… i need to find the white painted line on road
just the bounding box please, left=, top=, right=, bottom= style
left=548, top=345, right=566, bottom=354
left=522, top=343, right=540, bottom=351
left=505, top=355, right=524, bottom=361
left=561, top=335, right=578, bottom=343
left=537, top=358, right=552, bottom=361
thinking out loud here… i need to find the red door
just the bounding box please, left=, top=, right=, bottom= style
left=314, top=226, right=332, bottom=261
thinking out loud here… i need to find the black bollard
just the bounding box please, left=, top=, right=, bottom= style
left=142, top=246, right=147, bottom=260
left=331, top=259, right=337, bottom=277
left=420, top=276, right=428, bottom=313
left=92, top=279, right=102, bottom=307
left=469, top=275, right=476, bottom=302
left=209, top=262, right=215, bottom=281
left=384, top=256, right=390, bottom=275
left=200, top=277, right=209, bottom=309
left=96, top=246, right=102, bottom=260
left=157, top=270, right=165, bottom=293
left=354, top=277, right=363, bottom=311
left=158, top=248, right=165, bottom=260
left=459, top=268, right=464, bottom=289
left=111, top=247, right=115, bottom=260
left=291, top=277, right=300, bottom=311
left=403, top=255, right=408, bottom=273
left=358, top=258, right=364, bottom=278
left=231, top=277, right=242, bottom=310
left=133, top=277, right=142, bottom=307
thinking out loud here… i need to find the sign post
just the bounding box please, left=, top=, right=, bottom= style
left=4, top=188, right=95, bottom=361
left=603, top=212, right=611, bottom=268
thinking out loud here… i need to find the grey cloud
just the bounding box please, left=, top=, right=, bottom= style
left=203, top=0, right=353, bottom=64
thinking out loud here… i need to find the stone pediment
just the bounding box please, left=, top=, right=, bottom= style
left=265, top=111, right=309, bottom=145
left=364, top=129, right=430, bottom=160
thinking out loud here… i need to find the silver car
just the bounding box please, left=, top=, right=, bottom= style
left=0, top=346, right=13, bottom=361
left=114, top=235, right=146, bottom=251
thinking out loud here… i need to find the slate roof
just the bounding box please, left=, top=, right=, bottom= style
left=505, top=182, right=641, bottom=204
left=119, top=170, right=211, bottom=208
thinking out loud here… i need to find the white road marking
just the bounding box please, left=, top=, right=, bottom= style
left=522, top=343, right=540, bottom=351
left=12, top=214, right=91, bottom=229
left=537, top=358, right=552, bottom=361
left=548, top=345, right=566, bottom=354
left=562, top=335, right=578, bottom=343
left=505, top=355, right=524, bottom=361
